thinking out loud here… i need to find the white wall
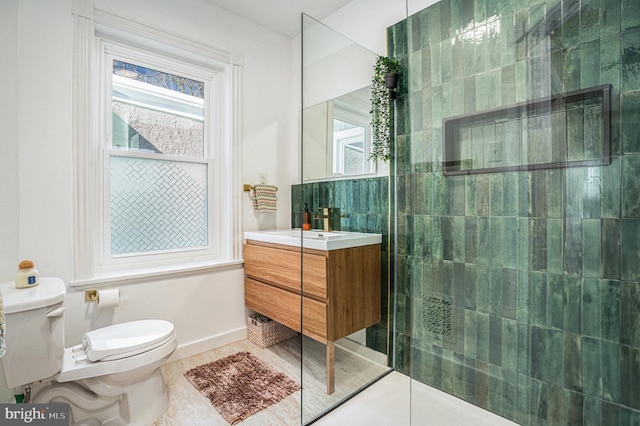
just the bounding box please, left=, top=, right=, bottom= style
left=0, top=1, right=20, bottom=286
left=321, top=0, right=440, bottom=50
left=0, top=0, right=21, bottom=403
left=296, top=0, right=439, bottom=107
left=322, top=0, right=407, bottom=55
left=0, top=0, right=294, bottom=399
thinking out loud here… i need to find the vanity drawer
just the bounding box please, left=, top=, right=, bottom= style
left=244, top=243, right=327, bottom=299
left=245, top=277, right=300, bottom=332
left=245, top=278, right=327, bottom=342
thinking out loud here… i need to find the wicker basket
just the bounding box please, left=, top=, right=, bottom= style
left=247, top=314, right=298, bottom=348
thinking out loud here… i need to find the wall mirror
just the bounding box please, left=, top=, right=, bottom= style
left=301, top=14, right=384, bottom=182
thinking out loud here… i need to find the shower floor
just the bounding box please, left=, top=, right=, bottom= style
left=315, top=371, right=517, bottom=425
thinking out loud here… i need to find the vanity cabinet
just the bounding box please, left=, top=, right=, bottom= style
left=243, top=239, right=381, bottom=394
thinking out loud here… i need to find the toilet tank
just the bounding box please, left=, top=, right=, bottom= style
left=0, top=277, right=66, bottom=388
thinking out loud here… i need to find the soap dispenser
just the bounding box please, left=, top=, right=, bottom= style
left=302, top=203, right=311, bottom=230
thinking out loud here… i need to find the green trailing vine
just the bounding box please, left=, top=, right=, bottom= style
left=370, top=56, right=399, bottom=162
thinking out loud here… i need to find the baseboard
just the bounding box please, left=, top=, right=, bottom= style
left=335, top=337, right=388, bottom=366
left=166, top=326, right=247, bottom=363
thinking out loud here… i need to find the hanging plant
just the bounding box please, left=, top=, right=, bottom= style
left=370, top=56, right=400, bottom=162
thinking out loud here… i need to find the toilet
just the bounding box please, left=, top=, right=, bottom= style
left=0, top=277, right=177, bottom=425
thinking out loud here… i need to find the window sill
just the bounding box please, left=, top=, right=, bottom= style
left=69, top=259, right=244, bottom=289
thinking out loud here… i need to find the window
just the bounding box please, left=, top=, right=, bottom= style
left=108, top=56, right=210, bottom=258
left=332, top=117, right=367, bottom=175
left=72, top=6, right=243, bottom=284
left=332, top=100, right=373, bottom=176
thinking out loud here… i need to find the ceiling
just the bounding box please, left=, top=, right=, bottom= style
left=201, top=0, right=354, bottom=38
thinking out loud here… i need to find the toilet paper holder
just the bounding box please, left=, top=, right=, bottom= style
left=85, top=289, right=98, bottom=302
left=84, top=288, right=120, bottom=309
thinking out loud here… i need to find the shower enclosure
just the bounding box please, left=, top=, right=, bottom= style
left=298, top=13, right=396, bottom=423
left=300, top=0, right=638, bottom=423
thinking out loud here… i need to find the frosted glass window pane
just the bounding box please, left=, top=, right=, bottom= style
left=110, top=156, right=208, bottom=255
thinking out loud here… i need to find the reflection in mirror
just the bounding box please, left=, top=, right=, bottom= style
left=332, top=87, right=374, bottom=176
left=302, top=87, right=375, bottom=181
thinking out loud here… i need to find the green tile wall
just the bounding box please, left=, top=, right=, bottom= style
left=389, top=0, right=640, bottom=423
left=291, top=177, right=390, bottom=354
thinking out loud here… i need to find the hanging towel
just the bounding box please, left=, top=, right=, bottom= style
left=252, top=184, right=278, bottom=212
left=0, top=293, right=5, bottom=358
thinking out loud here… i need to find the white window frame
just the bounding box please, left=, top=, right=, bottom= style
left=102, top=42, right=219, bottom=269
left=71, top=2, right=243, bottom=287
left=331, top=100, right=373, bottom=176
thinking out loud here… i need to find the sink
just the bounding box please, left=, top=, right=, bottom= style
left=244, top=229, right=382, bottom=250
left=300, top=230, right=350, bottom=240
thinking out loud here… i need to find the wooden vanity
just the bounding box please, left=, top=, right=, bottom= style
left=243, top=234, right=381, bottom=394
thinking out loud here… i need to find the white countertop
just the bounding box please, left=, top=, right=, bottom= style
left=244, top=229, right=382, bottom=251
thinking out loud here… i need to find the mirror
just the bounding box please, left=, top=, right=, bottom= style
left=301, top=16, right=385, bottom=182
left=302, top=86, right=375, bottom=181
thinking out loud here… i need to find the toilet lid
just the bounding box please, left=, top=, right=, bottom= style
left=82, top=319, right=175, bottom=362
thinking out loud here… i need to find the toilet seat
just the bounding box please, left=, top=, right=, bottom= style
left=56, top=319, right=176, bottom=383
left=57, top=332, right=177, bottom=383
left=82, top=319, right=175, bottom=362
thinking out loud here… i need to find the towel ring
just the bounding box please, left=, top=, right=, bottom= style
left=244, top=184, right=278, bottom=192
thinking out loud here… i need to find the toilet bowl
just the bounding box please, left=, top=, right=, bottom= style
left=0, top=277, right=177, bottom=425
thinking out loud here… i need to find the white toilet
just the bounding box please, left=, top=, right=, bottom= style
left=0, top=277, right=177, bottom=425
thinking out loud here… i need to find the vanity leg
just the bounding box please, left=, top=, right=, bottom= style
left=326, top=340, right=335, bottom=394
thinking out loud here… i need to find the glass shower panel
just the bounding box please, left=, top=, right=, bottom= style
left=300, top=13, right=393, bottom=424
left=395, top=0, right=639, bottom=424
